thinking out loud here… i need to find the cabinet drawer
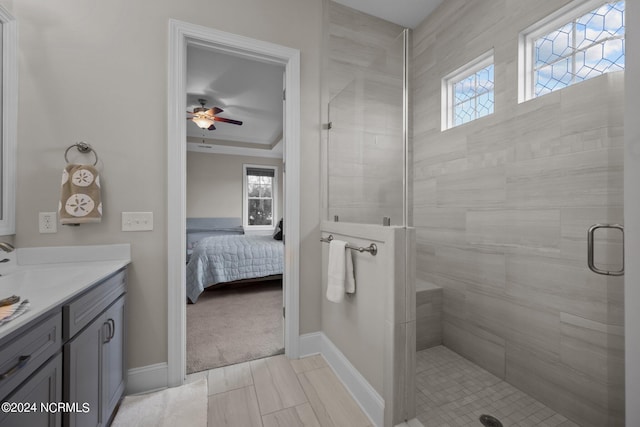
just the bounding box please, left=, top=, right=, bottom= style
left=0, top=312, right=62, bottom=401
left=0, top=353, right=62, bottom=427
left=63, top=269, right=126, bottom=340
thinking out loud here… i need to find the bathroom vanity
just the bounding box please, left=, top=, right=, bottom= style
left=0, top=248, right=130, bottom=427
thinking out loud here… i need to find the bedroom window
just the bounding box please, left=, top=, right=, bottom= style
left=243, top=165, right=277, bottom=230
left=519, top=0, right=625, bottom=102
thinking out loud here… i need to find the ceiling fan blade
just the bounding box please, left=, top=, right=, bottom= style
left=207, top=107, right=223, bottom=115
left=207, top=124, right=216, bottom=130
left=213, top=117, right=243, bottom=126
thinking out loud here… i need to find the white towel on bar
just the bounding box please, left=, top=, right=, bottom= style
left=345, top=247, right=355, bottom=295
left=326, top=239, right=356, bottom=303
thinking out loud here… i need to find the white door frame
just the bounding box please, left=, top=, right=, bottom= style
left=167, top=19, right=301, bottom=386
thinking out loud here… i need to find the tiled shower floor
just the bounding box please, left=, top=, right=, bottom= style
left=415, top=346, right=579, bottom=427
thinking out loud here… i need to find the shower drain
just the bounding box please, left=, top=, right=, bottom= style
left=479, top=414, right=503, bottom=427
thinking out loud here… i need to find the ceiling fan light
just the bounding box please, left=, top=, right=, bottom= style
left=192, top=115, right=214, bottom=129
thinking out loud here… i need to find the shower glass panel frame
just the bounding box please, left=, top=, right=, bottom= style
left=327, top=29, right=410, bottom=227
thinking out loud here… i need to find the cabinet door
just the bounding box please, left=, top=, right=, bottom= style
left=102, top=295, right=125, bottom=424
left=65, top=314, right=107, bottom=427
left=0, top=353, right=62, bottom=427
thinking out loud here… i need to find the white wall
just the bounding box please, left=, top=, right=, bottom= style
left=7, top=0, right=322, bottom=370
left=186, top=152, right=283, bottom=222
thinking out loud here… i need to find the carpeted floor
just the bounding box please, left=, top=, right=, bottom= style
left=186, top=280, right=283, bottom=374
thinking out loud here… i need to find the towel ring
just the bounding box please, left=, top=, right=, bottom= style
left=64, top=142, right=98, bottom=166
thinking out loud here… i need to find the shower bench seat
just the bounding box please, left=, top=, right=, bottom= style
left=416, top=280, right=442, bottom=350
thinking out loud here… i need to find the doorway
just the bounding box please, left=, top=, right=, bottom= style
left=184, top=45, right=286, bottom=373
left=167, top=20, right=301, bottom=386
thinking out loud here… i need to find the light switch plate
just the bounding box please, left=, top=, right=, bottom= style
left=39, top=212, right=57, bottom=233
left=122, top=212, right=153, bottom=231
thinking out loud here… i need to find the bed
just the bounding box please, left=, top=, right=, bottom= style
left=186, top=217, right=246, bottom=262
left=185, top=218, right=284, bottom=303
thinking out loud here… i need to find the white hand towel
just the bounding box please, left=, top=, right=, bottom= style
left=326, top=240, right=347, bottom=303
left=327, top=239, right=356, bottom=303
left=345, top=249, right=355, bottom=295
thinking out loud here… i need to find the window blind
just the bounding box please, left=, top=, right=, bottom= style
left=246, top=167, right=275, bottom=177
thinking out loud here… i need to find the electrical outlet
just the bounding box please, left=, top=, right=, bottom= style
left=39, top=212, right=57, bottom=233
left=122, top=212, right=153, bottom=231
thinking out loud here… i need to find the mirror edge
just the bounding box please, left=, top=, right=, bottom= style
left=0, top=5, right=17, bottom=236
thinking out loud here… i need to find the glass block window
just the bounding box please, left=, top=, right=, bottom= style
left=442, top=51, right=494, bottom=130
left=243, top=165, right=277, bottom=229
left=520, top=0, right=625, bottom=101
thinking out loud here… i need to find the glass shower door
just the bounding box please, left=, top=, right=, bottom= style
left=327, top=31, right=406, bottom=226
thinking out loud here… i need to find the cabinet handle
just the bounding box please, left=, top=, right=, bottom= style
left=103, top=319, right=115, bottom=343
left=103, top=320, right=113, bottom=343
left=0, top=355, right=31, bottom=380
left=108, top=318, right=115, bottom=341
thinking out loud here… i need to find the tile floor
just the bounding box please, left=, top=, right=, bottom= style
left=186, top=346, right=580, bottom=427
left=186, top=354, right=373, bottom=427
left=415, top=346, right=580, bottom=427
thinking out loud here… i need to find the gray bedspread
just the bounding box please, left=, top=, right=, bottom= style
left=186, top=234, right=284, bottom=303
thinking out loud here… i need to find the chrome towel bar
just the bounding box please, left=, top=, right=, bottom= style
left=320, top=234, right=377, bottom=256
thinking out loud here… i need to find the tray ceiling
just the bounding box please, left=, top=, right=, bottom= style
left=186, top=45, right=284, bottom=157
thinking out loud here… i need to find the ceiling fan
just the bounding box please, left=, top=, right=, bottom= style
left=187, top=98, right=243, bottom=130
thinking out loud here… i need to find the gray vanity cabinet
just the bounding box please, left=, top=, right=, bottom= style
left=102, top=295, right=126, bottom=423
left=64, top=312, right=104, bottom=427
left=0, top=267, right=127, bottom=427
left=0, top=311, right=63, bottom=427
left=64, top=269, right=127, bottom=427
left=0, top=353, right=62, bottom=427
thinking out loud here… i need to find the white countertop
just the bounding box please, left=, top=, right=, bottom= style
left=0, top=244, right=131, bottom=341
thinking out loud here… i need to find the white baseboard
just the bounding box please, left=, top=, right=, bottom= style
left=127, top=362, right=168, bottom=395
left=299, top=331, right=322, bottom=356
left=299, top=332, right=384, bottom=427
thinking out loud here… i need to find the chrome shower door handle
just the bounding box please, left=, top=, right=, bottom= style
left=588, top=224, right=624, bottom=276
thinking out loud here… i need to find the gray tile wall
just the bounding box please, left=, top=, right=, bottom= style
left=412, top=1, right=624, bottom=426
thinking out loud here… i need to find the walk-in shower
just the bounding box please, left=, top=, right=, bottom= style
left=411, top=1, right=625, bottom=426
left=324, top=1, right=626, bottom=427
